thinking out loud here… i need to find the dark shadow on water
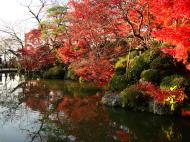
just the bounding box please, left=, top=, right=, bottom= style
left=108, top=108, right=190, bottom=142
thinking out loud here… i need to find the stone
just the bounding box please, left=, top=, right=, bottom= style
left=67, top=135, right=76, bottom=141
left=152, top=101, right=181, bottom=115
left=101, top=93, right=121, bottom=107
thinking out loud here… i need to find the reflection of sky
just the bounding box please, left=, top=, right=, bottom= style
left=0, top=73, right=24, bottom=102
left=0, top=73, right=25, bottom=110
left=0, top=73, right=42, bottom=142
left=0, top=106, right=41, bottom=142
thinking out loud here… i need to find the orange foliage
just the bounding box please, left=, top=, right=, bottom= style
left=136, top=81, right=186, bottom=103
left=25, top=29, right=42, bottom=47
left=150, top=0, right=190, bottom=69
left=18, top=46, right=56, bottom=70
left=20, top=0, right=190, bottom=84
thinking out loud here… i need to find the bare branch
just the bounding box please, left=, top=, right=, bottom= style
left=0, top=22, right=25, bottom=47
left=23, top=0, right=46, bottom=27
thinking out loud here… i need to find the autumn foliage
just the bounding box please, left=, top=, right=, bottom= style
left=18, top=46, right=55, bottom=70
left=19, top=0, right=190, bottom=85
left=25, top=29, right=42, bottom=47
left=18, top=29, right=56, bottom=71
left=56, top=0, right=150, bottom=85
left=136, top=81, right=185, bottom=103
left=149, top=0, right=190, bottom=69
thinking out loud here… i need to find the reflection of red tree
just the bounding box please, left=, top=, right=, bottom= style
left=22, top=81, right=128, bottom=141
left=55, top=93, right=114, bottom=141
left=182, top=109, right=190, bottom=117
left=24, top=81, right=54, bottom=113
left=56, top=93, right=109, bottom=122
left=23, top=81, right=109, bottom=123
left=25, top=97, right=49, bottom=113
left=115, top=129, right=129, bottom=142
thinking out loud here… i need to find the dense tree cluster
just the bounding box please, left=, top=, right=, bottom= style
left=19, top=0, right=190, bottom=86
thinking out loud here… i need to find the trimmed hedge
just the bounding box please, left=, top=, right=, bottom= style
left=120, top=86, right=150, bottom=111
left=108, top=74, right=130, bottom=91
left=126, top=56, right=149, bottom=81
left=140, top=69, right=160, bottom=83
left=115, top=51, right=139, bottom=69
left=150, top=56, right=175, bottom=70
left=141, top=48, right=160, bottom=64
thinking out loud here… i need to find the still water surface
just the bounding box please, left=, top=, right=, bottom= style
left=0, top=73, right=190, bottom=142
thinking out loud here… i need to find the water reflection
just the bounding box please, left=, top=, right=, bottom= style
left=0, top=73, right=190, bottom=142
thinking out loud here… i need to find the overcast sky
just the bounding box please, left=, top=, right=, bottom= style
left=0, top=0, right=28, bottom=23
left=0, top=0, right=67, bottom=35
left=0, top=0, right=38, bottom=31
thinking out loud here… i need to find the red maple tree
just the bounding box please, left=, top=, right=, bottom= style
left=150, top=0, right=190, bottom=69
left=18, top=29, right=56, bottom=71
left=57, top=0, right=150, bottom=85
left=20, top=0, right=190, bottom=85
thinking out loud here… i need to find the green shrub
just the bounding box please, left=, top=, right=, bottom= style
left=79, top=77, right=88, bottom=84
left=108, top=56, right=148, bottom=91
left=115, top=56, right=128, bottom=69
left=150, top=56, right=175, bottom=70
left=140, top=69, right=160, bottom=83
left=115, top=67, right=126, bottom=75
left=43, top=66, right=65, bottom=79
left=131, top=56, right=149, bottom=69
left=108, top=74, right=130, bottom=91
left=66, top=67, right=78, bottom=80
left=115, top=51, right=139, bottom=69
left=141, top=48, right=160, bottom=64
left=120, top=86, right=150, bottom=111
left=109, top=58, right=147, bottom=90
left=126, top=56, right=149, bottom=81
left=128, top=50, right=139, bottom=59
left=160, top=75, right=188, bottom=90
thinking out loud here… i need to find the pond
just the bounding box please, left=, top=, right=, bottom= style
left=0, top=73, right=190, bottom=142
